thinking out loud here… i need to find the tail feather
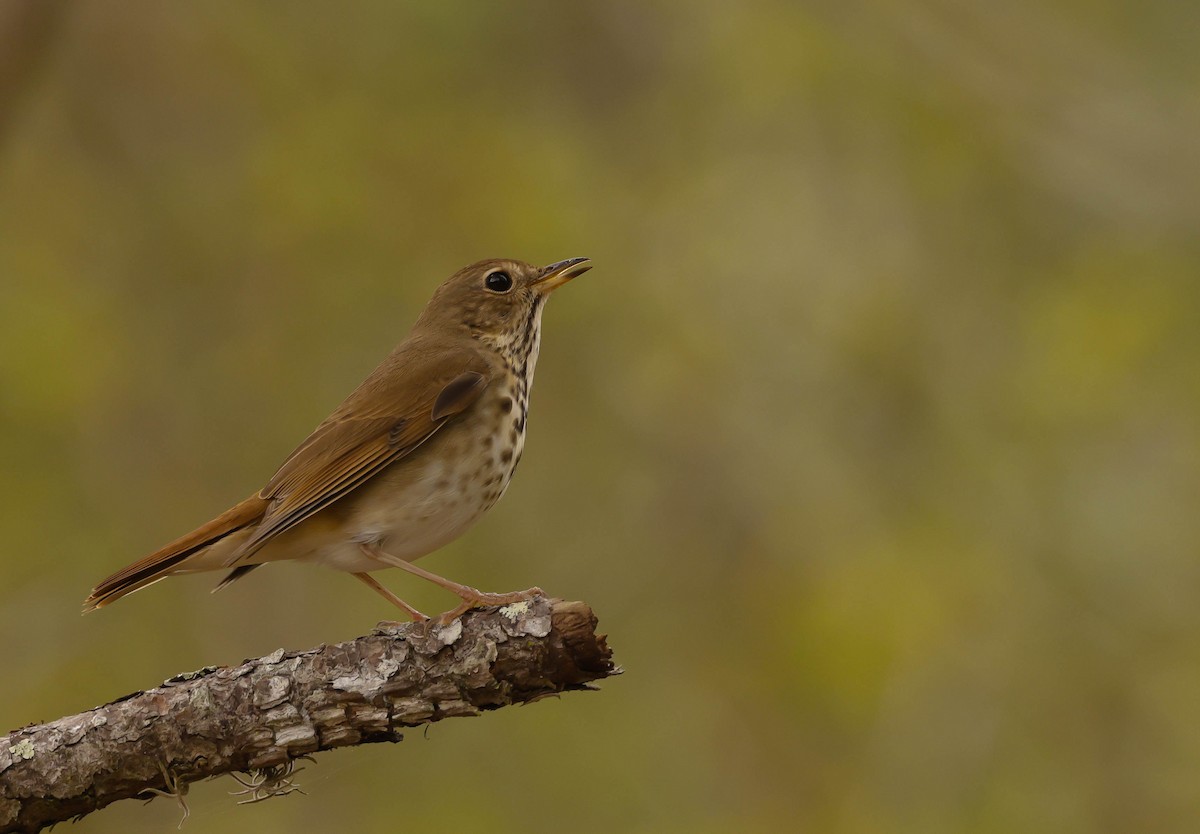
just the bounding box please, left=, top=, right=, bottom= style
left=211, top=564, right=261, bottom=593
left=83, top=494, right=268, bottom=611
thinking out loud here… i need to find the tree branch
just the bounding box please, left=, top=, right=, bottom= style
left=0, top=598, right=615, bottom=833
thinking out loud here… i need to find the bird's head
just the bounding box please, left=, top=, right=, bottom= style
left=416, top=257, right=592, bottom=355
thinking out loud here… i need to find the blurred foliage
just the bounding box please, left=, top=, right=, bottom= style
left=1, top=0, right=1198, bottom=831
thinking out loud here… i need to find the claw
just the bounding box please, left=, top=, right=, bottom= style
left=435, top=586, right=544, bottom=624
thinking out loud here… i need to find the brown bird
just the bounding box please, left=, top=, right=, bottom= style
left=84, top=257, right=592, bottom=622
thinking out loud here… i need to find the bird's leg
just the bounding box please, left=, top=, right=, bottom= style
left=358, top=542, right=543, bottom=623
left=352, top=572, right=428, bottom=621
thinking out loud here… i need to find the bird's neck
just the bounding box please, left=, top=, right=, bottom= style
left=495, top=296, right=546, bottom=425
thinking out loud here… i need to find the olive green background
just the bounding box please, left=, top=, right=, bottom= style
left=1, top=1, right=1198, bottom=832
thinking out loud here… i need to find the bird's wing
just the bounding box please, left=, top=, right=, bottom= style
left=226, top=344, right=490, bottom=565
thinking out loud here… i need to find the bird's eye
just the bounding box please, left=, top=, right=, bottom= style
left=484, top=271, right=513, bottom=293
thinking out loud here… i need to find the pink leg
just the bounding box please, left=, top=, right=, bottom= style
left=359, top=543, right=543, bottom=623
left=352, top=572, right=428, bottom=621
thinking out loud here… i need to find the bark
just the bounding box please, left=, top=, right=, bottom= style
left=0, top=598, right=615, bottom=833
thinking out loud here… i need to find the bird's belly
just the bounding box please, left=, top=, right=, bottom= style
left=292, top=424, right=520, bottom=574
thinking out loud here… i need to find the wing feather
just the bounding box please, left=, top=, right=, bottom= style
left=225, top=345, right=490, bottom=565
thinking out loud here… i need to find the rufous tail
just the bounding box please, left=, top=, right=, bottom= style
left=83, top=494, right=268, bottom=612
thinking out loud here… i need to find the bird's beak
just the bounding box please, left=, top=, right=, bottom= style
left=532, top=258, right=592, bottom=294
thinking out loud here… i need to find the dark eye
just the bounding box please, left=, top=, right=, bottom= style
left=484, top=271, right=513, bottom=293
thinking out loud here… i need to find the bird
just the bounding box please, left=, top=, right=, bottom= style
left=84, top=257, right=592, bottom=622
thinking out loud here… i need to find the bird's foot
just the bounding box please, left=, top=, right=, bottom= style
left=379, top=609, right=429, bottom=627
left=391, top=603, right=429, bottom=623
left=436, top=586, right=545, bottom=625
left=376, top=615, right=428, bottom=632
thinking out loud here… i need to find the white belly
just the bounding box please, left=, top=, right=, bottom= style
left=306, top=464, right=495, bottom=572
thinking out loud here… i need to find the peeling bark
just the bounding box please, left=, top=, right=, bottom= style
left=0, top=598, right=615, bottom=833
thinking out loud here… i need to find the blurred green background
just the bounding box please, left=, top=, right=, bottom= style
left=2, top=1, right=1199, bottom=831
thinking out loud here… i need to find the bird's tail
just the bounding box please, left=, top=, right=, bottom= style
left=83, top=494, right=268, bottom=612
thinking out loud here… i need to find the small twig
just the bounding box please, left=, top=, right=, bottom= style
left=228, top=755, right=313, bottom=804
left=138, top=759, right=190, bottom=829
